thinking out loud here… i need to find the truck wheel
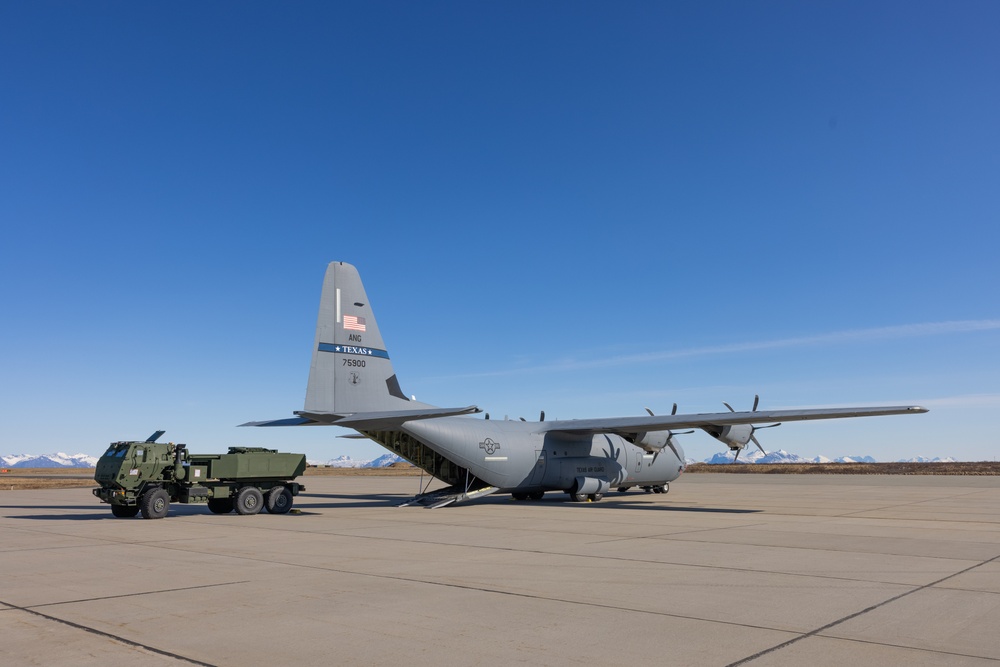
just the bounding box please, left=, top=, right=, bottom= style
left=207, top=498, right=234, bottom=514
left=234, top=487, right=263, bottom=515
left=265, top=486, right=293, bottom=514
left=140, top=488, right=169, bottom=519
left=111, top=504, right=140, bottom=518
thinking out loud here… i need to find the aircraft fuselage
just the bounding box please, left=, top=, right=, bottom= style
left=399, top=417, right=685, bottom=493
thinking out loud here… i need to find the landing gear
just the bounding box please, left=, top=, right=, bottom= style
left=528, top=491, right=545, bottom=500
left=569, top=492, right=604, bottom=502
left=640, top=484, right=669, bottom=494
left=512, top=492, right=529, bottom=501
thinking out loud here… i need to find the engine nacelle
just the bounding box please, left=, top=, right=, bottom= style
left=630, top=432, right=686, bottom=463
left=703, top=424, right=753, bottom=451
left=633, top=431, right=670, bottom=453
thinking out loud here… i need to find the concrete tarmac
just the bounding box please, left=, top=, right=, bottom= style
left=1, top=473, right=998, bottom=666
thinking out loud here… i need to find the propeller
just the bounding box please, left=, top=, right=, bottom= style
left=643, top=403, right=694, bottom=461
left=723, top=394, right=781, bottom=463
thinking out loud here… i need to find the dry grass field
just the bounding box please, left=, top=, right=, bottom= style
left=3, top=460, right=998, bottom=491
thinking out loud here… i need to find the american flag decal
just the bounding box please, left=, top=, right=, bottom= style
left=343, top=315, right=366, bottom=332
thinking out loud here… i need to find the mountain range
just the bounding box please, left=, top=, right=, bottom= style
left=308, top=453, right=404, bottom=468
left=1, top=453, right=100, bottom=468
left=697, top=450, right=956, bottom=464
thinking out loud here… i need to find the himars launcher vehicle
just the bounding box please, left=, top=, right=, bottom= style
left=246, top=262, right=927, bottom=507
left=93, top=431, right=306, bottom=519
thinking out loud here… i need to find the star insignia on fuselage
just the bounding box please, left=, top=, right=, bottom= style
left=479, top=438, right=501, bottom=455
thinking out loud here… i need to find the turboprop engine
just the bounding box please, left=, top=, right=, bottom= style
left=703, top=395, right=781, bottom=463
left=703, top=424, right=754, bottom=451
left=634, top=430, right=674, bottom=453
left=629, top=404, right=692, bottom=461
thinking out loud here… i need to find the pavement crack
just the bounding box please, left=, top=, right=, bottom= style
left=0, top=596, right=217, bottom=666
left=24, top=580, right=250, bottom=610
left=725, top=552, right=1000, bottom=666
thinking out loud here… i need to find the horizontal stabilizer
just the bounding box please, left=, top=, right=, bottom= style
left=241, top=406, right=481, bottom=430
left=239, top=417, right=319, bottom=427
left=543, top=405, right=927, bottom=437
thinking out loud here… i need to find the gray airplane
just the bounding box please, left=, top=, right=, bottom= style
left=245, top=262, right=927, bottom=507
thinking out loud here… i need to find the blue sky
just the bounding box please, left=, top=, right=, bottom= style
left=2, top=2, right=998, bottom=463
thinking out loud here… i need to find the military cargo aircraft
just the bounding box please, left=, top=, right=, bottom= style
left=245, top=262, right=927, bottom=507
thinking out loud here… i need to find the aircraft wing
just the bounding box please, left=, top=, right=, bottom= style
left=240, top=405, right=481, bottom=430
left=541, top=405, right=927, bottom=437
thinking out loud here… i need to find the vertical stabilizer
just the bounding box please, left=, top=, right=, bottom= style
left=304, top=262, right=429, bottom=415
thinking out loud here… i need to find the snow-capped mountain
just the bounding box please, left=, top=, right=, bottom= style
left=700, top=451, right=958, bottom=464
left=1, top=453, right=99, bottom=468
left=833, top=455, right=878, bottom=463
left=703, top=449, right=811, bottom=464
left=309, top=453, right=404, bottom=468
left=896, top=456, right=957, bottom=463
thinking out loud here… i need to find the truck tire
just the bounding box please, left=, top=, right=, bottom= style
left=140, top=488, right=170, bottom=519
left=265, top=486, right=293, bottom=514
left=207, top=498, right=234, bottom=514
left=234, top=486, right=263, bottom=515
left=111, top=504, right=140, bottom=518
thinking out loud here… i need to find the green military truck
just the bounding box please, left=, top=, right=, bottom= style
left=93, top=431, right=306, bottom=519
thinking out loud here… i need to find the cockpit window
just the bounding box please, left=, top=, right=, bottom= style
left=116, top=448, right=128, bottom=458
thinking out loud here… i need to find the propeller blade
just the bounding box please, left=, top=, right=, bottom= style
left=671, top=403, right=678, bottom=415
left=750, top=434, right=766, bottom=455
left=645, top=407, right=655, bottom=416
left=755, top=422, right=782, bottom=430
left=752, top=394, right=760, bottom=411
left=723, top=401, right=735, bottom=412
left=665, top=439, right=682, bottom=461
left=732, top=448, right=740, bottom=463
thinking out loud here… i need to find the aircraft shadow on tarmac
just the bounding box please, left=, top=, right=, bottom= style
left=303, top=493, right=762, bottom=513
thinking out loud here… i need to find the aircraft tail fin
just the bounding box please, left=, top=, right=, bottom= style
left=304, top=261, right=431, bottom=415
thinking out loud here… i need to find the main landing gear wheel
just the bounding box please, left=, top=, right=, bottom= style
left=528, top=491, right=545, bottom=500
left=140, top=488, right=169, bottom=519
left=512, top=492, right=529, bottom=501
left=617, top=486, right=631, bottom=493
left=111, top=504, right=140, bottom=518
left=589, top=493, right=604, bottom=502
left=265, top=486, right=294, bottom=514
left=571, top=492, right=590, bottom=502
left=234, top=486, right=263, bottom=515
